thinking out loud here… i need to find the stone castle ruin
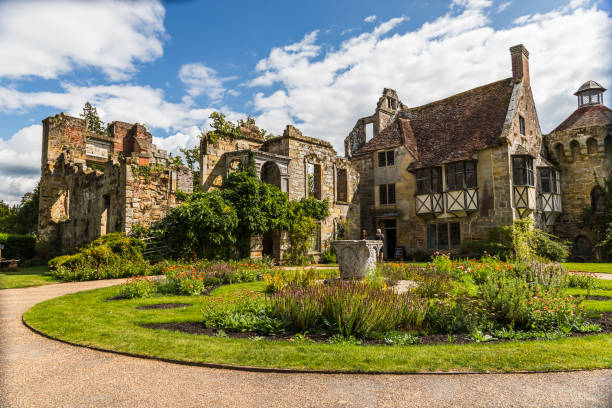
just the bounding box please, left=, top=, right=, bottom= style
left=37, top=44, right=611, bottom=260
left=38, top=114, right=192, bottom=252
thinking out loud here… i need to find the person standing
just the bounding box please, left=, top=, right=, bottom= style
left=375, top=228, right=385, bottom=262
left=360, top=228, right=368, bottom=240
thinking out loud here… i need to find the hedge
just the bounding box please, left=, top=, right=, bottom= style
left=0, top=233, right=37, bottom=260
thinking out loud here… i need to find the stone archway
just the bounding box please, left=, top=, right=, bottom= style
left=572, top=236, right=593, bottom=261
left=261, top=161, right=281, bottom=189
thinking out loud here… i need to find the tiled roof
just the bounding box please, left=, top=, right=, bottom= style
left=353, top=117, right=405, bottom=154
left=355, top=78, right=514, bottom=169
left=552, top=104, right=612, bottom=132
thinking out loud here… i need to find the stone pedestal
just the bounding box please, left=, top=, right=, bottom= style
left=331, top=240, right=383, bottom=279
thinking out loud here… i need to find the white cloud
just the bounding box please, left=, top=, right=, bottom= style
left=497, top=2, right=511, bottom=13
left=0, top=0, right=165, bottom=81
left=0, top=125, right=42, bottom=204
left=0, top=84, right=217, bottom=132
left=179, top=63, right=235, bottom=102
left=249, top=1, right=612, bottom=154
left=364, top=15, right=377, bottom=23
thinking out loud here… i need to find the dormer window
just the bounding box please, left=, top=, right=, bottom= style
left=575, top=80, right=606, bottom=107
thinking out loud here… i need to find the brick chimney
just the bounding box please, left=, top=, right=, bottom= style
left=510, top=44, right=529, bottom=85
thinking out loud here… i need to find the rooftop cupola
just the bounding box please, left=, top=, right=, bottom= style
left=574, top=80, right=606, bottom=107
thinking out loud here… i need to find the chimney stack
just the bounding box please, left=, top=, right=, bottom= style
left=510, top=44, right=530, bottom=85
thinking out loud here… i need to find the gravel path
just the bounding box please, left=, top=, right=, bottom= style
left=1, top=280, right=611, bottom=408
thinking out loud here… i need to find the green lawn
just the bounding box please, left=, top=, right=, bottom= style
left=563, top=263, right=612, bottom=274
left=0, top=266, right=58, bottom=289
left=23, top=281, right=612, bottom=373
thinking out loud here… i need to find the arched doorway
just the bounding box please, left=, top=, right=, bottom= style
left=572, top=236, right=593, bottom=261
left=591, top=186, right=605, bottom=214
left=261, top=161, right=281, bottom=189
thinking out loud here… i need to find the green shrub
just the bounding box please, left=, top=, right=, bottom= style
left=527, top=294, right=588, bottom=332
left=201, top=289, right=286, bottom=335
left=461, top=221, right=569, bottom=262
left=320, top=248, right=336, bottom=264
left=48, top=233, right=150, bottom=281
left=121, top=276, right=158, bottom=298
left=375, top=262, right=423, bottom=286
left=0, top=233, right=36, bottom=260
left=413, top=266, right=454, bottom=299
left=425, top=295, right=493, bottom=334
left=262, top=268, right=321, bottom=293
left=479, top=274, right=531, bottom=327
left=567, top=272, right=598, bottom=290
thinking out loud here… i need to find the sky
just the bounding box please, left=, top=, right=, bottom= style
left=0, top=0, right=611, bottom=204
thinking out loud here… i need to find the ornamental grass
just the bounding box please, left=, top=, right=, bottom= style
left=270, top=280, right=428, bottom=338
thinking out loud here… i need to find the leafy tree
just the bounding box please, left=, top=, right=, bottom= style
left=156, top=190, right=238, bottom=259
left=203, top=112, right=242, bottom=144
left=222, top=172, right=290, bottom=256
left=80, top=102, right=106, bottom=135
left=178, top=144, right=201, bottom=191
left=0, top=183, right=39, bottom=234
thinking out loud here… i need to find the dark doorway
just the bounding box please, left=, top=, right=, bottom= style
left=383, top=219, right=397, bottom=260
left=262, top=231, right=274, bottom=257
left=572, top=236, right=593, bottom=261
left=261, top=162, right=281, bottom=189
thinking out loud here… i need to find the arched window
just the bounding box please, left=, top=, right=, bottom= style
left=261, top=161, right=281, bottom=189
left=570, top=140, right=580, bottom=159
left=554, top=143, right=564, bottom=161
left=336, top=168, right=348, bottom=202
left=591, top=186, right=605, bottom=213
left=586, top=138, right=598, bottom=155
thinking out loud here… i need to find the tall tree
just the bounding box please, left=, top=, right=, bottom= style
left=80, top=102, right=106, bottom=135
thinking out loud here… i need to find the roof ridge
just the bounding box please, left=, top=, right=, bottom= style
left=402, top=77, right=513, bottom=112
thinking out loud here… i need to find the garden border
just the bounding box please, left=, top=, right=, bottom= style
left=22, top=314, right=607, bottom=376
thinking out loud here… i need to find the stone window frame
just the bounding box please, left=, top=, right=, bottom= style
left=519, top=115, right=526, bottom=136
left=586, top=137, right=598, bottom=155
left=379, top=183, right=396, bottom=205
left=304, top=156, right=323, bottom=200
left=426, top=222, right=461, bottom=250
left=378, top=150, right=395, bottom=167
left=335, top=166, right=349, bottom=203
left=308, top=221, right=322, bottom=253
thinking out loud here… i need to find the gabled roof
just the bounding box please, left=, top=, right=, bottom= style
left=552, top=104, right=612, bottom=133
left=354, top=78, right=515, bottom=169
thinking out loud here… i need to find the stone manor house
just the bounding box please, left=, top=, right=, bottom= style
left=38, top=44, right=611, bottom=261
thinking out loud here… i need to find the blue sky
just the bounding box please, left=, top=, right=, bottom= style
left=0, top=0, right=611, bottom=203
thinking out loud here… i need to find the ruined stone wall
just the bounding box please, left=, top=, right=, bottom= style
left=546, top=123, right=612, bottom=257
left=264, top=126, right=359, bottom=258
left=39, top=113, right=192, bottom=252
left=200, top=131, right=264, bottom=190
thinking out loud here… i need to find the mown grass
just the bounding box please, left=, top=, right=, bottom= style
left=23, top=281, right=612, bottom=373
left=563, top=263, right=612, bottom=274
left=0, top=266, right=58, bottom=289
